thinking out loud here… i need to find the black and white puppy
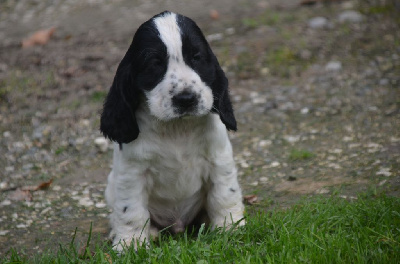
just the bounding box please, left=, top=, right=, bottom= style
left=100, top=11, right=244, bottom=251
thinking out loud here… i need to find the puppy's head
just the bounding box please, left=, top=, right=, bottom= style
left=100, top=11, right=236, bottom=144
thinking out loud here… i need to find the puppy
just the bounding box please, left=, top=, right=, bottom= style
left=100, top=11, right=244, bottom=251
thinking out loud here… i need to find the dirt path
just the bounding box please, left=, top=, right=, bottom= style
left=1, top=0, right=399, bottom=255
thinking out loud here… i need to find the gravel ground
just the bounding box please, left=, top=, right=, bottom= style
left=0, top=0, right=399, bottom=255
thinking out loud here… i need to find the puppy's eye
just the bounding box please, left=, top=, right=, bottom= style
left=192, top=52, right=202, bottom=62
left=143, top=58, right=164, bottom=72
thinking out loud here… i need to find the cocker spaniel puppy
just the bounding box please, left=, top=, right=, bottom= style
left=100, top=11, right=244, bottom=251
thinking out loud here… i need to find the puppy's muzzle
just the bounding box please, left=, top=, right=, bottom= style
left=172, top=91, right=199, bottom=114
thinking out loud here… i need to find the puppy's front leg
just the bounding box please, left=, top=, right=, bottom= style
left=206, top=140, right=245, bottom=229
left=106, top=163, right=150, bottom=251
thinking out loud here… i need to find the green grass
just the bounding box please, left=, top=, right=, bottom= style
left=289, top=149, right=316, bottom=161
left=91, top=91, right=108, bottom=102
left=2, top=195, right=400, bottom=263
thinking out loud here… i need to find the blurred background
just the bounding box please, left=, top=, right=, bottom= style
left=0, top=0, right=399, bottom=255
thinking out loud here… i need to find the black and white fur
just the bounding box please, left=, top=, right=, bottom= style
left=100, top=11, right=244, bottom=251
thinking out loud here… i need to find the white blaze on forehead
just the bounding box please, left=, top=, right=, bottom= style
left=153, top=13, right=183, bottom=61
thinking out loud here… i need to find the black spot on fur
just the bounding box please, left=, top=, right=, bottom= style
left=123, top=206, right=128, bottom=213
left=229, top=188, right=236, bottom=192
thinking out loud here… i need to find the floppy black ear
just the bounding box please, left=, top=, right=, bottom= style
left=212, top=66, right=237, bottom=131
left=100, top=61, right=140, bottom=145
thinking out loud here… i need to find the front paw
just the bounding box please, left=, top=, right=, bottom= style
left=211, top=213, right=245, bottom=230
left=110, top=231, right=148, bottom=252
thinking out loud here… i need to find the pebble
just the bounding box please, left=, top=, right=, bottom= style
left=376, top=168, right=391, bottom=177
left=40, top=207, right=52, bottom=215
left=300, top=107, right=310, bottom=114
left=378, top=180, right=387, bottom=186
left=270, top=161, right=280, bottom=168
left=3, top=131, right=11, bottom=138
left=94, top=137, right=109, bottom=152
left=308, top=17, right=329, bottom=29
left=0, top=200, right=11, bottom=206
left=0, top=230, right=9, bottom=236
left=259, top=140, right=272, bottom=147
left=338, top=10, right=364, bottom=23
left=249, top=181, right=259, bottom=187
left=283, top=135, right=300, bottom=143
left=316, top=188, right=330, bottom=194
left=95, top=202, right=107, bottom=208
left=206, top=33, right=223, bottom=42
left=0, top=182, right=8, bottom=189
left=325, top=61, right=342, bottom=71
left=259, top=177, right=268, bottom=183
left=78, top=197, right=94, bottom=207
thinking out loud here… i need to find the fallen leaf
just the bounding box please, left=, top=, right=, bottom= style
left=22, top=27, right=56, bottom=48
left=243, top=194, right=258, bottom=205
left=8, top=188, right=32, bottom=201
left=36, top=178, right=53, bottom=190
left=104, top=253, right=113, bottom=264
left=209, top=10, right=219, bottom=20
left=21, top=179, right=53, bottom=191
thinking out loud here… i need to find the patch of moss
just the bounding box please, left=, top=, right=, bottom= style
left=289, top=149, right=316, bottom=161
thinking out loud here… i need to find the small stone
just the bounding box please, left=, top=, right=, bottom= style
left=308, top=17, right=329, bottom=29
left=0, top=182, right=8, bottom=189
left=52, top=185, right=61, bottom=191
left=259, top=177, right=268, bottom=183
left=249, top=181, right=259, bottom=187
left=260, top=67, right=269, bottom=76
left=41, top=207, right=52, bottom=215
left=95, top=202, right=107, bottom=208
left=338, top=10, right=364, bottom=23
left=376, top=168, right=391, bottom=177
left=300, top=107, right=309, bottom=114
left=325, top=61, right=342, bottom=71
left=3, top=131, right=11, bottom=138
left=206, top=33, right=223, bottom=42
left=225, top=27, right=235, bottom=35
left=379, top=79, right=389, bottom=86
left=378, top=180, right=387, bottom=186
left=316, top=188, right=330, bottom=194
left=94, top=137, right=109, bottom=152
left=330, top=148, right=343, bottom=154
left=283, top=135, right=300, bottom=143
left=79, top=197, right=94, bottom=207
left=252, top=97, right=267, bottom=105
left=343, top=136, right=353, bottom=142
left=259, top=140, right=272, bottom=147
left=270, top=161, right=280, bottom=168
left=16, top=224, right=27, bottom=229
left=328, top=163, right=342, bottom=169
left=5, top=166, right=14, bottom=172
left=0, top=200, right=11, bottom=206
left=80, top=119, right=90, bottom=127
left=0, top=230, right=9, bottom=236
left=240, top=161, right=249, bottom=168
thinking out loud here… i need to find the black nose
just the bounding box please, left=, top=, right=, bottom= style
left=172, top=91, right=198, bottom=111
